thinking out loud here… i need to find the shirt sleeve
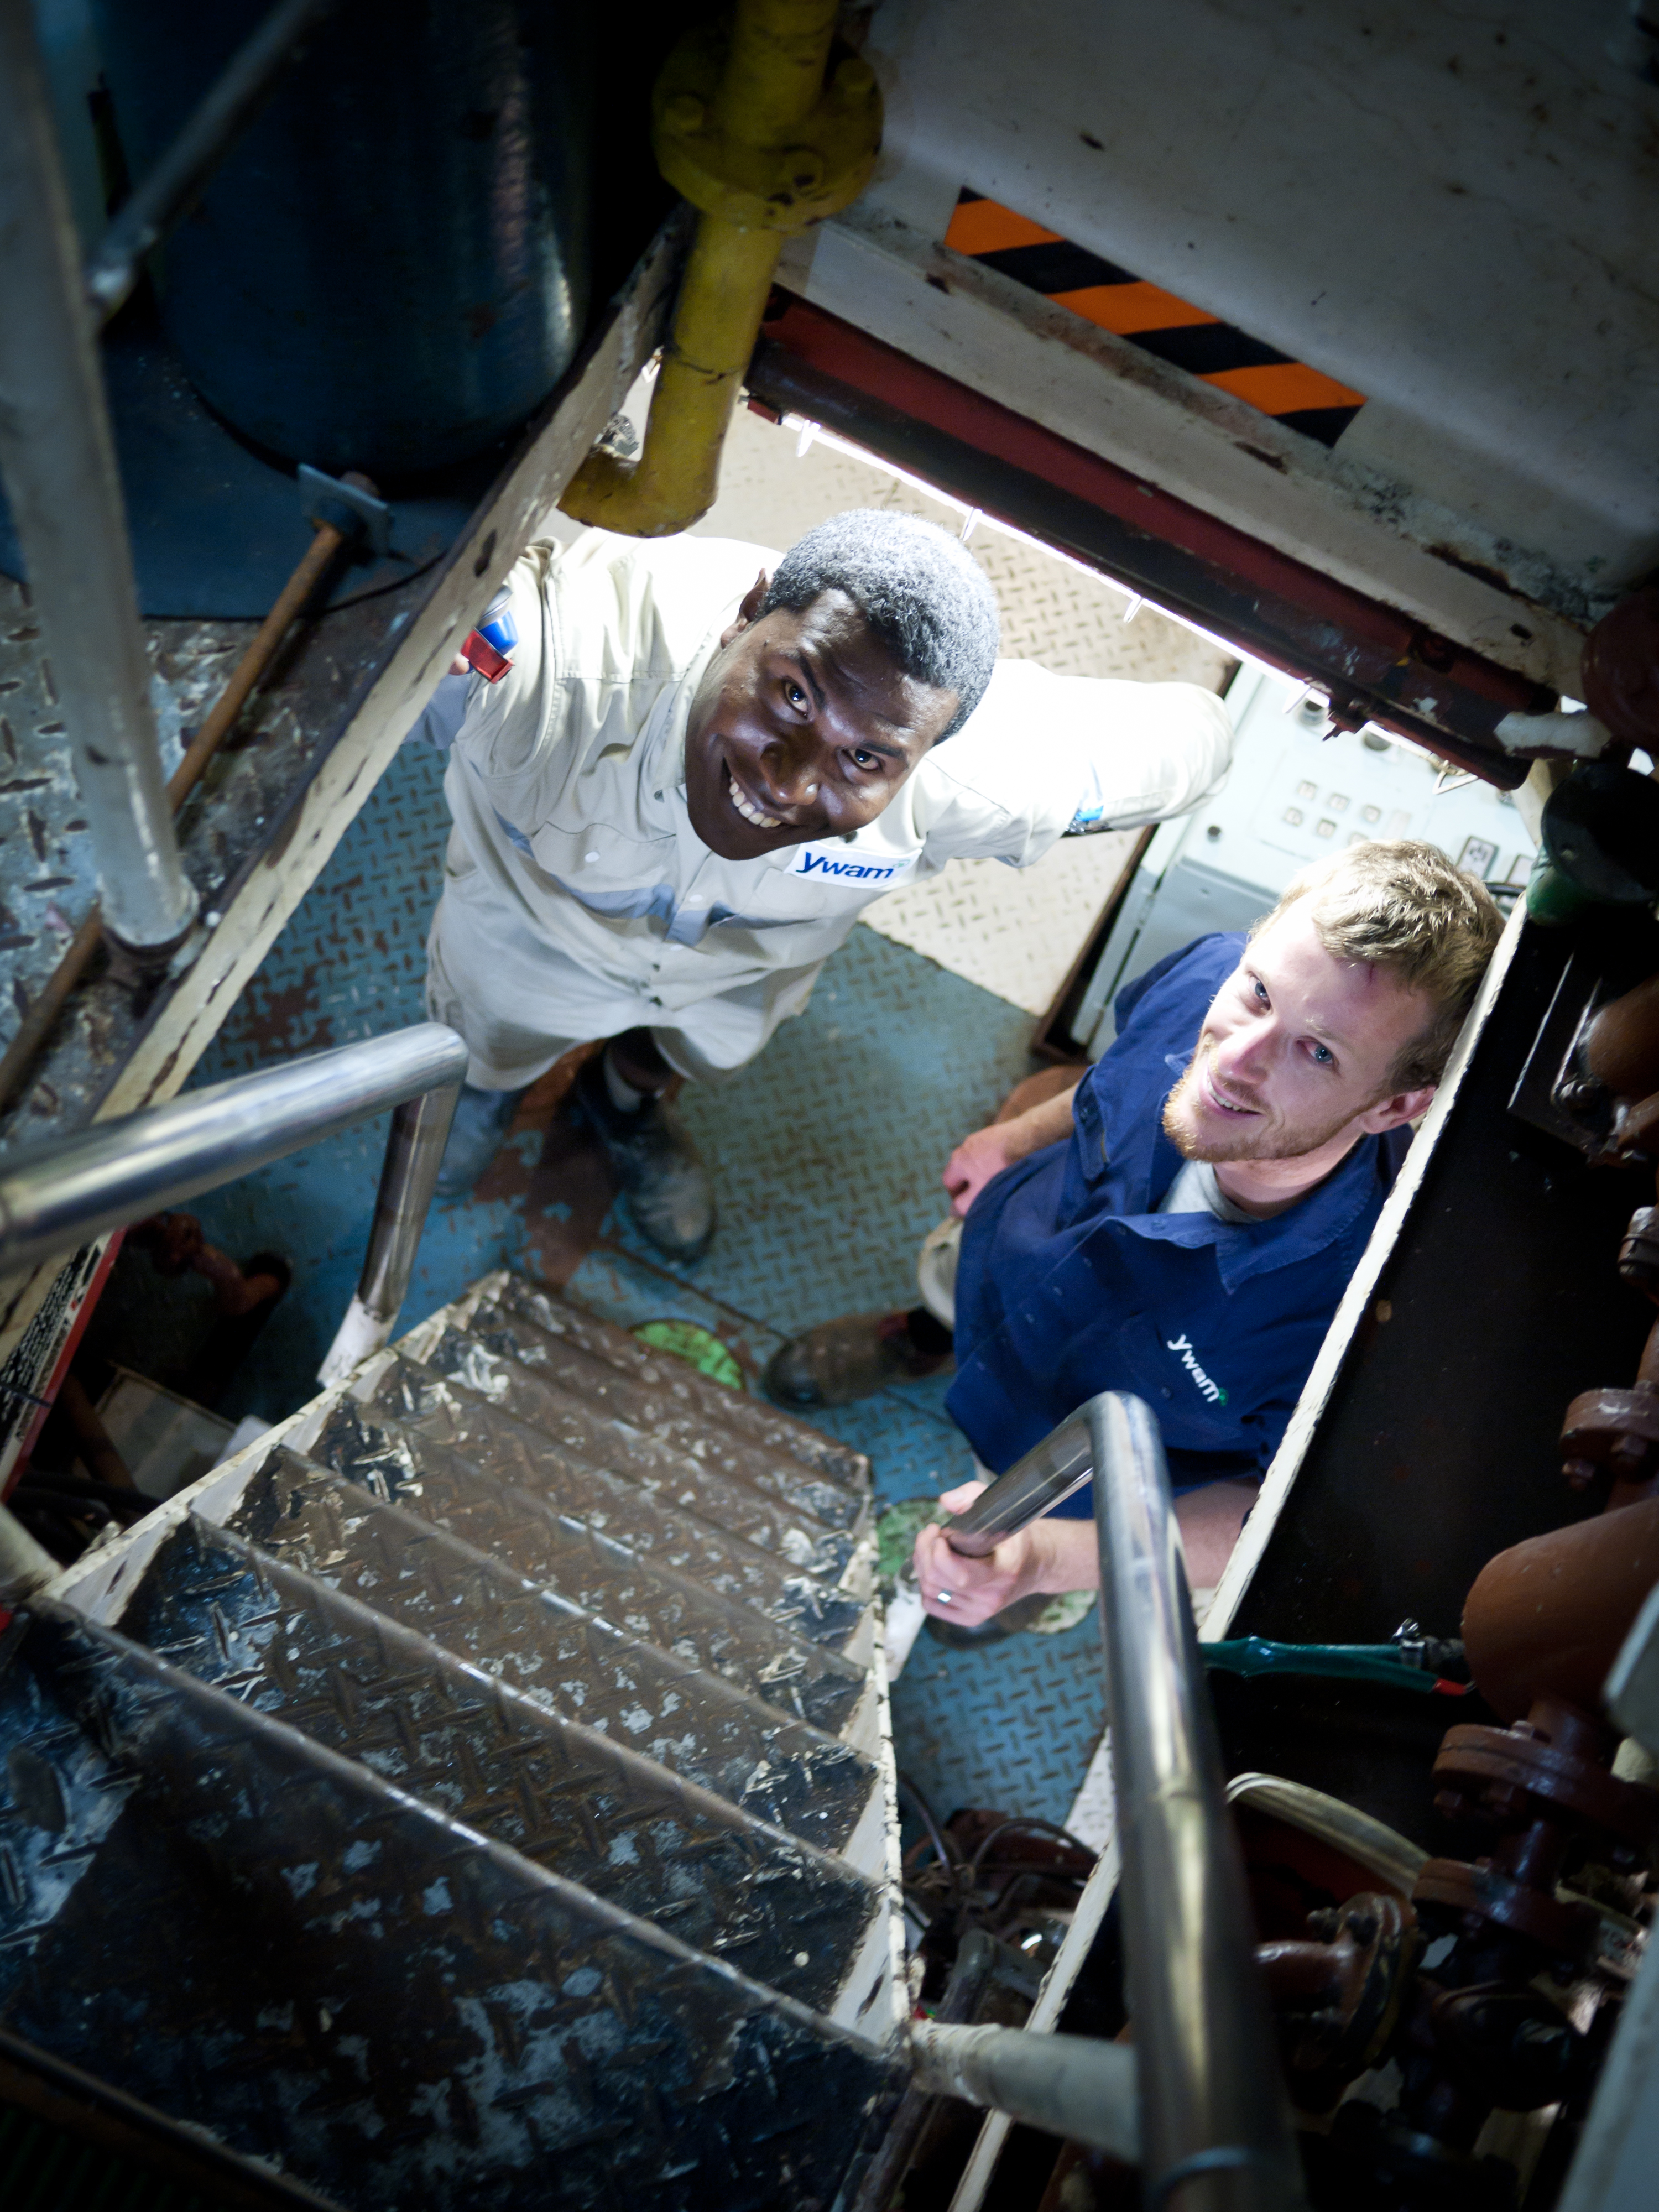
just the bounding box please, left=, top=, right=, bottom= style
left=907, top=659, right=1234, bottom=868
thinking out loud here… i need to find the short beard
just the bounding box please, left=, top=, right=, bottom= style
left=1160, top=1060, right=1359, bottom=1165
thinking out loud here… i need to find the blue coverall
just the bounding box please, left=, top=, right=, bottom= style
left=946, top=932, right=1411, bottom=1506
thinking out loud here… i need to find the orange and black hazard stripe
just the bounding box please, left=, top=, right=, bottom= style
left=945, top=191, right=1365, bottom=450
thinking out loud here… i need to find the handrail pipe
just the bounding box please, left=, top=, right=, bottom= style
left=0, top=1024, right=466, bottom=1584
left=1090, top=1392, right=1305, bottom=2212
left=559, top=0, right=880, bottom=536
left=0, top=0, right=197, bottom=957
left=898, top=1396, right=1306, bottom=2210
left=0, top=1024, right=465, bottom=1282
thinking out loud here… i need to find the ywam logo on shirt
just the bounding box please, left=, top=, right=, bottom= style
left=1166, top=1332, right=1228, bottom=1405
left=785, top=839, right=919, bottom=886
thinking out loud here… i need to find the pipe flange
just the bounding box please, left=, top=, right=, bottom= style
left=652, top=27, right=881, bottom=232
left=1560, top=1382, right=1659, bottom=1485
left=1621, top=1207, right=1659, bottom=1298
left=1413, top=1855, right=1599, bottom=1960
left=1432, top=1722, right=1659, bottom=1849
left=1260, top=1892, right=1417, bottom=2106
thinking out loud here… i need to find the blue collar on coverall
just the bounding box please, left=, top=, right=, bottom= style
left=946, top=932, right=1411, bottom=1503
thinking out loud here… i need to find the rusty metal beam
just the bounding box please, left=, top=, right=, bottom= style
left=748, top=293, right=1547, bottom=787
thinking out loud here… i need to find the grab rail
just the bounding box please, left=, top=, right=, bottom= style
left=0, top=1018, right=466, bottom=1389
left=930, top=1394, right=1305, bottom=2212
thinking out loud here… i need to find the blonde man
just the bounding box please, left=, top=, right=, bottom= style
left=768, top=842, right=1503, bottom=1629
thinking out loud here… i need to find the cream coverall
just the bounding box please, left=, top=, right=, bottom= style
left=423, top=528, right=1233, bottom=1091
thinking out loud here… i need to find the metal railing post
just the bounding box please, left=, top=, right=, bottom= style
left=1088, top=1392, right=1304, bottom=2212
left=0, top=0, right=197, bottom=957
left=896, top=1396, right=1305, bottom=2210
left=318, top=1079, right=461, bottom=1384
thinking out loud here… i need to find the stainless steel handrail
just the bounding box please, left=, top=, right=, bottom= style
left=0, top=1020, right=466, bottom=1596
left=0, top=1024, right=466, bottom=1277
left=939, top=1416, right=1095, bottom=1557
left=932, top=1394, right=1304, bottom=2212
left=1094, top=1391, right=1301, bottom=2212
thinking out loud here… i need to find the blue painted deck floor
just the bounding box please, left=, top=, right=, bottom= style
left=187, top=738, right=1108, bottom=1832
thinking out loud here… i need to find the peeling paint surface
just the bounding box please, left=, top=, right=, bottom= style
left=228, top=1450, right=876, bottom=1858
left=116, top=1516, right=878, bottom=2019
left=0, top=1604, right=897, bottom=2210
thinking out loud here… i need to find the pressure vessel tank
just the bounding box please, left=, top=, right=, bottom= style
left=90, top=0, right=591, bottom=475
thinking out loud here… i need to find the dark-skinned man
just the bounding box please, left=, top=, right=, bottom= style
left=421, top=508, right=1231, bottom=1259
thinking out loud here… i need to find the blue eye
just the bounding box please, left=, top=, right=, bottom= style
left=1252, top=978, right=1268, bottom=1003
left=1310, top=1042, right=1333, bottom=1066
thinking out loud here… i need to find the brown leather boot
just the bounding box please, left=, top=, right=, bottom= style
left=764, top=1311, right=951, bottom=1410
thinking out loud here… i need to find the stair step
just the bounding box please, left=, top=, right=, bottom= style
left=470, top=1290, right=863, bottom=1529
left=306, top=1393, right=876, bottom=1747
left=0, top=1601, right=900, bottom=2212
left=351, top=1357, right=870, bottom=1655
left=225, top=1448, right=884, bottom=1865
left=113, top=1515, right=894, bottom=2029
left=417, top=1326, right=860, bottom=1584
left=493, top=1274, right=868, bottom=1489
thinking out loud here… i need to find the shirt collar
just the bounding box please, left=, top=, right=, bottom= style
left=1120, top=1069, right=1389, bottom=1291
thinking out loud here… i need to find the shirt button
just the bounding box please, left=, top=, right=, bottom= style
left=685, top=894, right=706, bottom=909
left=583, top=850, right=599, bottom=864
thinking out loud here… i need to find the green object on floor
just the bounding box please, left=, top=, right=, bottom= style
left=632, top=1317, right=746, bottom=1390
left=1524, top=854, right=1591, bottom=927
left=876, top=1495, right=947, bottom=1588
left=1029, top=1588, right=1094, bottom=1636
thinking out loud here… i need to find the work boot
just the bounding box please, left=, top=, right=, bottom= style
left=570, top=1053, right=716, bottom=1263
left=434, top=1082, right=526, bottom=1199
left=765, top=1310, right=951, bottom=1410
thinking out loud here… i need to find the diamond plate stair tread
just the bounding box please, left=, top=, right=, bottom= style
left=492, top=1276, right=869, bottom=1491
left=418, top=1326, right=857, bottom=1582
left=462, top=1307, right=863, bottom=1534
left=0, top=1604, right=900, bottom=2212
left=116, top=1516, right=884, bottom=2022
left=362, top=1358, right=868, bottom=1652
left=309, top=1395, right=871, bottom=1743
left=228, top=1449, right=877, bottom=1857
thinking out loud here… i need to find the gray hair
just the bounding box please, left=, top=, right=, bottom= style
left=760, top=508, right=999, bottom=738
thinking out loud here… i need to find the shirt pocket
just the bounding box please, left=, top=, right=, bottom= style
left=1070, top=1081, right=1111, bottom=1187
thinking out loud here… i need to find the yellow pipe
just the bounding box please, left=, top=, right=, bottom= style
left=560, top=0, right=879, bottom=539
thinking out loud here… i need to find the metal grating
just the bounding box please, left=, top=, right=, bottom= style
left=306, top=1392, right=871, bottom=1736
left=1, top=1602, right=898, bottom=2212
left=227, top=1449, right=878, bottom=1855
left=117, top=1514, right=883, bottom=2021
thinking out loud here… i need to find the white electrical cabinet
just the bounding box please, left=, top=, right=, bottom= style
left=1073, top=664, right=1536, bottom=1053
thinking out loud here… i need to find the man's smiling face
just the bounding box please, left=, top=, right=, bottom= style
left=1162, top=902, right=1437, bottom=1165
left=682, top=576, right=960, bottom=862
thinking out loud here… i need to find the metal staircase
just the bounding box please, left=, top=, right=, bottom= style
left=0, top=1269, right=907, bottom=2211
